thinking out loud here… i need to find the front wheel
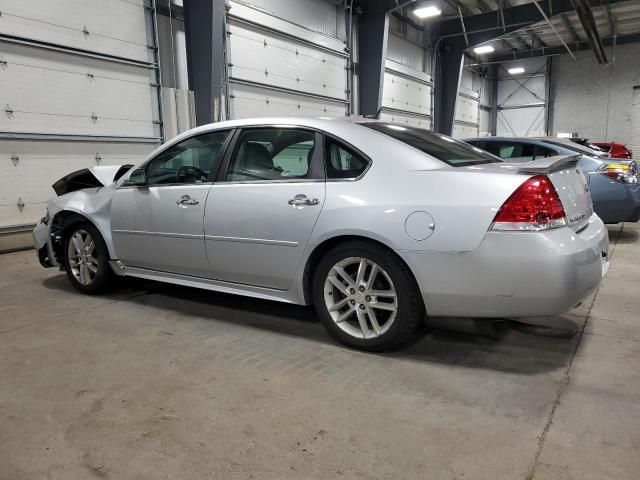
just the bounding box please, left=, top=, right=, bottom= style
left=312, top=241, right=424, bottom=351
left=62, top=222, right=114, bottom=294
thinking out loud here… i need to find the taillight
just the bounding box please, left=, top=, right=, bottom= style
left=491, top=175, right=567, bottom=231
left=599, top=163, right=638, bottom=183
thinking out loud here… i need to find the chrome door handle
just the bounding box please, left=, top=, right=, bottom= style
left=176, top=194, right=199, bottom=206
left=288, top=194, right=320, bottom=207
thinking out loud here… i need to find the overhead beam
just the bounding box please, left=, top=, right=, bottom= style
left=572, top=0, right=608, bottom=63
left=488, top=32, right=640, bottom=61
left=433, top=0, right=626, bottom=41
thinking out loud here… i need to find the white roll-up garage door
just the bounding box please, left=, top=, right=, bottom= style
left=380, top=59, right=431, bottom=129
left=226, top=1, right=348, bottom=119
left=453, top=88, right=480, bottom=139
left=0, top=0, right=161, bottom=232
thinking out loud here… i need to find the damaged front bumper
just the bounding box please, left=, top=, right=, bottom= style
left=32, top=217, right=57, bottom=268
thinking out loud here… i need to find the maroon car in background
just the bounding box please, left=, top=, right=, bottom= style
left=592, top=142, right=633, bottom=159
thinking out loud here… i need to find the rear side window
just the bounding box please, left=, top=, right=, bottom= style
left=360, top=122, right=500, bottom=167
left=325, top=139, right=370, bottom=179
left=226, top=128, right=316, bottom=181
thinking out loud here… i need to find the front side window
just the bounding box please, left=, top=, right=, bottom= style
left=360, top=122, right=500, bottom=167
left=226, top=128, right=316, bottom=181
left=325, top=139, right=370, bottom=179
left=145, top=131, right=229, bottom=185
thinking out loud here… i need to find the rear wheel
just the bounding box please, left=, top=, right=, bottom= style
left=312, top=241, right=423, bottom=351
left=62, top=222, right=114, bottom=294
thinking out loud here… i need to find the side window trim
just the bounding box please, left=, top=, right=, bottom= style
left=323, top=133, right=372, bottom=182
left=215, top=126, right=325, bottom=184
left=120, top=129, right=235, bottom=188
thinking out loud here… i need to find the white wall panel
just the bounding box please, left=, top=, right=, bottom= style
left=381, top=59, right=431, bottom=128
left=235, top=0, right=342, bottom=40
left=455, top=92, right=479, bottom=125
left=452, top=123, right=479, bottom=139
left=0, top=0, right=150, bottom=62
left=227, top=21, right=346, bottom=100
left=386, top=34, right=424, bottom=73
left=226, top=1, right=348, bottom=120
left=0, top=1, right=158, bottom=233
left=498, top=107, right=546, bottom=137
left=382, top=72, right=431, bottom=116
left=0, top=140, right=155, bottom=226
left=550, top=43, right=640, bottom=145
left=229, top=83, right=345, bottom=119
left=379, top=111, right=431, bottom=129
left=479, top=109, right=491, bottom=137
left=0, top=42, right=157, bottom=138
left=497, top=77, right=546, bottom=107
left=228, top=1, right=345, bottom=53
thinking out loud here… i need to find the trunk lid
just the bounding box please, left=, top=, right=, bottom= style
left=499, top=155, right=593, bottom=231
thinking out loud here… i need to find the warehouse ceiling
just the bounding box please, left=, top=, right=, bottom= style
left=478, top=0, right=640, bottom=59
left=394, top=0, right=640, bottom=61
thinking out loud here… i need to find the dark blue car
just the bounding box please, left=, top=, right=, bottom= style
left=465, top=137, right=640, bottom=224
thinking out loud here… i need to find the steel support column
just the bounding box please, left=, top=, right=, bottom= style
left=433, top=45, right=464, bottom=135
left=184, top=0, right=226, bottom=125
left=489, top=64, right=499, bottom=136
left=357, top=2, right=389, bottom=117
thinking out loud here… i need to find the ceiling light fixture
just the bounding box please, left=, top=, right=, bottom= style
left=413, top=5, right=442, bottom=19
left=508, top=67, right=525, bottom=74
left=473, top=45, right=495, bottom=54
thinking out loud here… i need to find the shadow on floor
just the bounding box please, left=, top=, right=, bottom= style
left=43, top=274, right=578, bottom=375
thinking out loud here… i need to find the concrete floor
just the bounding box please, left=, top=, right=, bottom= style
left=1, top=223, right=638, bottom=480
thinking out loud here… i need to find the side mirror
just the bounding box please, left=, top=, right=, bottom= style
left=126, top=169, right=146, bottom=186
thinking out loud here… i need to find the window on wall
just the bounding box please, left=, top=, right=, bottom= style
left=145, top=131, right=229, bottom=185
left=226, top=128, right=316, bottom=181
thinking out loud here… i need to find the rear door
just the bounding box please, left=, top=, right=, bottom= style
left=204, top=127, right=325, bottom=290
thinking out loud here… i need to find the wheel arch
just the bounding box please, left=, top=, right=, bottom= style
left=50, top=210, right=113, bottom=263
left=301, top=234, right=420, bottom=306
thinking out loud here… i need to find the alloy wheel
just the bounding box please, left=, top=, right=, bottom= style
left=67, top=229, right=98, bottom=286
left=323, top=257, right=398, bottom=339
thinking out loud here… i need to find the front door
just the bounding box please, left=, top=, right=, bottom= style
left=111, top=130, right=231, bottom=277
left=204, top=127, right=325, bottom=290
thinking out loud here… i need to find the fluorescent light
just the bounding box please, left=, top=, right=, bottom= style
left=508, top=67, right=525, bottom=74
left=473, top=45, right=495, bottom=54
left=557, top=132, right=573, bottom=138
left=413, top=6, right=442, bottom=19
left=387, top=125, right=407, bottom=131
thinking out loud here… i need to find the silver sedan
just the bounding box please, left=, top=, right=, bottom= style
left=33, top=117, right=609, bottom=350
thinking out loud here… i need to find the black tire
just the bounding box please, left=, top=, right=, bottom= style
left=62, top=221, right=114, bottom=295
left=312, top=241, right=424, bottom=351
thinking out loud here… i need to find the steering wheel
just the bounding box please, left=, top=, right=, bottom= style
left=176, top=165, right=208, bottom=183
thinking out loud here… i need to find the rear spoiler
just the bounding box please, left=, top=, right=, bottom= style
left=511, top=154, right=581, bottom=174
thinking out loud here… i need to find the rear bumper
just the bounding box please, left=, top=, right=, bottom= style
left=400, top=214, right=609, bottom=318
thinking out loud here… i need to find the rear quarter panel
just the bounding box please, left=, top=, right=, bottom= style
left=309, top=165, right=526, bottom=253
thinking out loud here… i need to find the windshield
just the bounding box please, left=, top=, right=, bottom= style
left=359, top=122, right=501, bottom=167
